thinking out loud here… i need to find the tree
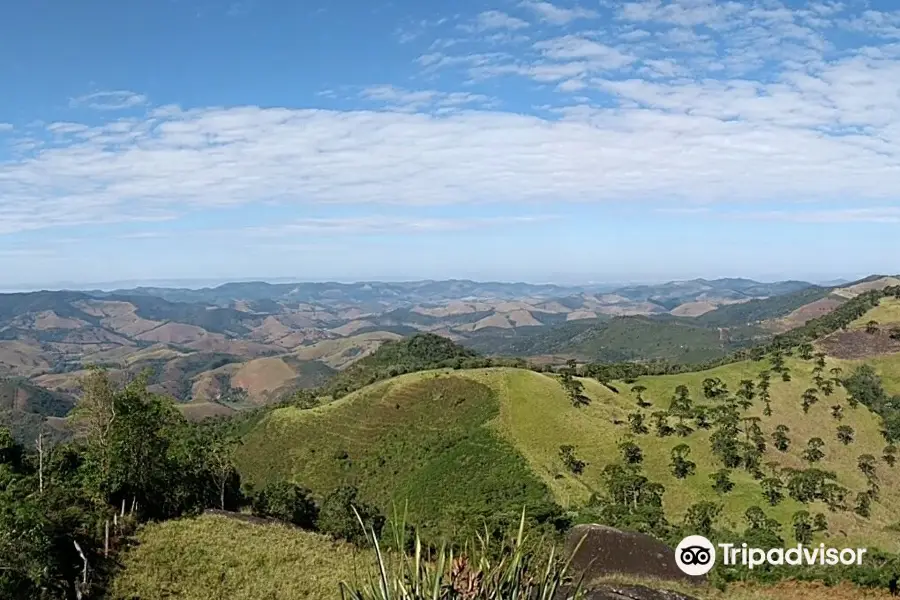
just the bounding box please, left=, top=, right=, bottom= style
left=559, top=445, right=587, bottom=475
left=792, top=511, right=813, bottom=544
left=865, top=320, right=880, bottom=334
left=318, top=486, right=385, bottom=546
left=670, top=444, right=696, bottom=479
left=250, top=481, right=318, bottom=529
left=801, top=438, right=825, bottom=464
left=884, top=444, right=897, bottom=468
left=204, top=430, right=241, bottom=510
left=854, top=491, right=872, bottom=518
left=618, top=439, right=644, bottom=465
left=781, top=370, right=792, bottom=382
left=736, top=379, right=756, bottom=409
left=702, top=378, right=728, bottom=400
left=627, top=412, right=649, bottom=435
left=857, top=454, right=878, bottom=480
left=890, top=326, right=900, bottom=340
left=631, top=385, right=651, bottom=408
left=830, top=404, right=844, bottom=421
left=760, top=476, right=784, bottom=506
left=813, top=512, right=828, bottom=532
left=651, top=411, right=674, bottom=437
left=743, top=506, right=783, bottom=548
left=772, top=425, right=791, bottom=452
left=801, top=388, right=819, bottom=414
left=710, top=469, right=734, bottom=494
left=798, top=343, right=814, bottom=360
left=683, top=502, right=722, bottom=537
left=836, top=425, right=854, bottom=445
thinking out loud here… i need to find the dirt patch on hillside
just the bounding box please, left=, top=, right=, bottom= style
left=833, top=276, right=900, bottom=299
left=765, top=296, right=846, bottom=333
left=567, top=310, right=598, bottom=321
left=31, top=310, right=89, bottom=330
left=230, top=357, right=298, bottom=402
left=330, top=319, right=376, bottom=336
left=0, top=341, right=51, bottom=376
left=818, top=329, right=900, bottom=359
left=670, top=301, right=717, bottom=317
left=136, top=322, right=212, bottom=345
left=506, top=309, right=542, bottom=327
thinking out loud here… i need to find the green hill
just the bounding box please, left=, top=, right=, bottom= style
left=465, top=315, right=761, bottom=364
left=236, top=372, right=559, bottom=540
left=237, top=354, right=900, bottom=552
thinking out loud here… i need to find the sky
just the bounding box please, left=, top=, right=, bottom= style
left=1, top=0, right=900, bottom=288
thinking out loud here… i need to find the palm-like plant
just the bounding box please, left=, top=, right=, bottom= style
left=340, top=506, right=586, bottom=600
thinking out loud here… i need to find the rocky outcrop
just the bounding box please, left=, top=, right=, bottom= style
left=564, top=524, right=703, bottom=585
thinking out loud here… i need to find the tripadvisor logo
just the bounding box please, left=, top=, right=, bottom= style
left=675, top=535, right=868, bottom=576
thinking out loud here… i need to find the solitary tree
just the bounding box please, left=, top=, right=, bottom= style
left=831, top=404, right=844, bottom=421
left=866, top=320, right=880, bottom=334
left=802, top=438, right=825, bottom=464
left=760, top=476, right=784, bottom=506
left=670, top=444, right=697, bottom=479
left=631, top=385, right=651, bottom=408
left=618, top=438, right=644, bottom=465
left=857, top=454, right=878, bottom=480
left=772, top=425, right=791, bottom=452
left=791, top=511, right=814, bottom=544
left=801, top=388, right=819, bottom=414
left=710, top=468, right=734, bottom=494
left=884, top=444, right=898, bottom=468
left=559, top=445, right=587, bottom=475
left=836, top=425, right=855, bottom=445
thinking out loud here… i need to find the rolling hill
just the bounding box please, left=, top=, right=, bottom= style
left=236, top=353, right=900, bottom=553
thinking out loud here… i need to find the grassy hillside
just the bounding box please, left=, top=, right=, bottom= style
left=109, top=514, right=372, bottom=600
left=109, top=513, right=896, bottom=600
left=466, top=315, right=761, bottom=364
left=238, top=355, right=900, bottom=552
left=236, top=372, right=558, bottom=540
left=696, top=286, right=832, bottom=327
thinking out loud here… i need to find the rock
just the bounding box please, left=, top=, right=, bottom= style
left=579, top=583, right=700, bottom=600
left=564, top=524, right=703, bottom=585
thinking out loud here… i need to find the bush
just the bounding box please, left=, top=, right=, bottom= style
left=339, top=509, right=586, bottom=600
left=249, top=481, right=318, bottom=529
left=318, top=485, right=385, bottom=546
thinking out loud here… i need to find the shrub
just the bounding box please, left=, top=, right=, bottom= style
left=249, top=480, right=318, bottom=529
left=319, top=485, right=385, bottom=546
left=339, top=509, right=586, bottom=600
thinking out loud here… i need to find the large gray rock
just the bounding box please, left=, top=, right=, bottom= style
left=578, top=584, right=700, bottom=600
left=564, top=524, right=702, bottom=586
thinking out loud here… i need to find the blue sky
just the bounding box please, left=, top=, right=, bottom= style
left=1, top=0, right=899, bottom=288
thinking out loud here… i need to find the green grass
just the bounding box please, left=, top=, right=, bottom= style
left=849, top=298, right=900, bottom=329
left=109, top=514, right=372, bottom=600
left=616, top=356, right=900, bottom=550
left=235, top=372, right=557, bottom=540
left=237, top=358, right=900, bottom=552
left=109, top=514, right=898, bottom=600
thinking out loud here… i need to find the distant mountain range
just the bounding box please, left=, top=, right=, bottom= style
left=1, top=274, right=898, bottom=439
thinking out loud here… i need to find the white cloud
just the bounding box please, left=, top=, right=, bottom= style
left=734, top=207, right=900, bottom=224
left=360, top=85, right=495, bottom=112
left=462, top=11, right=530, bottom=32
left=69, top=90, right=149, bottom=111
left=239, top=216, right=559, bottom=236
left=520, top=1, right=598, bottom=24
left=0, top=123, right=13, bottom=133
left=3, top=0, right=900, bottom=237
left=535, top=36, right=636, bottom=68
